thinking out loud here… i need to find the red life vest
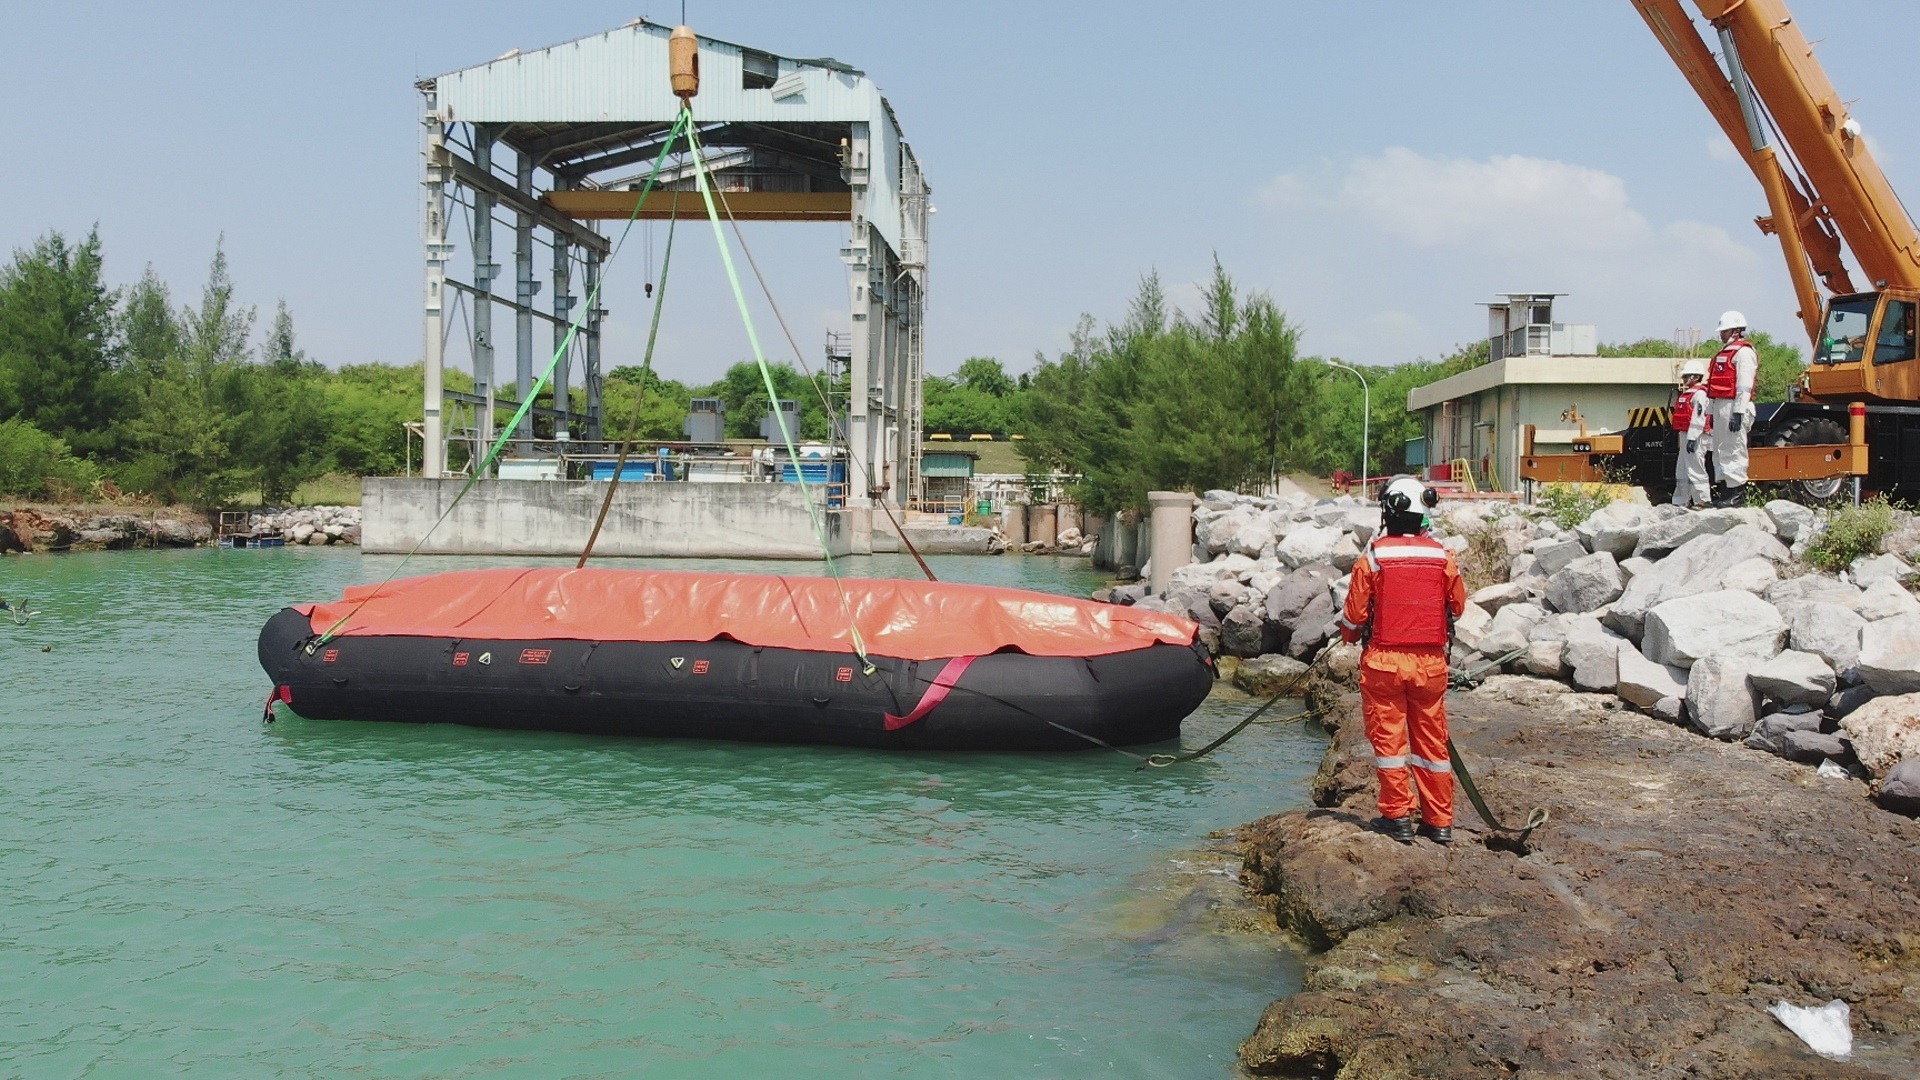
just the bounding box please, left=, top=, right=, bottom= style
left=1365, top=535, right=1452, bottom=649
left=1671, top=387, right=1709, bottom=433
left=1706, top=337, right=1748, bottom=399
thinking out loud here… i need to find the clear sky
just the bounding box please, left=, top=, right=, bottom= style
left=3, top=1, right=1916, bottom=385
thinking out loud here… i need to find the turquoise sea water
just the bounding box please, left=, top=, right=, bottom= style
left=0, top=548, right=1321, bottom=1078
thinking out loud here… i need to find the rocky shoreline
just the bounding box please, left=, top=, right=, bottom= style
left=0, top=505, right=361, bottom=553
left=1233, top=674, right=1920, bottom=1077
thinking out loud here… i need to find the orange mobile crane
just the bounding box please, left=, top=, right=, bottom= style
left=1523, top=0, right=1918, bottom=502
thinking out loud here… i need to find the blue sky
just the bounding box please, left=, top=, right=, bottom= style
left=3, top=2, right=1915, bottom=384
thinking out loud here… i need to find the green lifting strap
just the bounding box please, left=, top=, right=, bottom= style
left=308, top=110, right=693, bottom=652
left=686, top=117, right=876, bottom=672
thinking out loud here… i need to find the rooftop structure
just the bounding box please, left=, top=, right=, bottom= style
left=414, top=18, right=929, bottom=506
left=1407, top=295, right=1682, bottom=491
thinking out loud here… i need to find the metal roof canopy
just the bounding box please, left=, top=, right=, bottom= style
left=413, top=18, right=930, bottom=510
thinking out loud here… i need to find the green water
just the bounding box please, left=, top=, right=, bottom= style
left=0, top=549, right=1321, bottom=1078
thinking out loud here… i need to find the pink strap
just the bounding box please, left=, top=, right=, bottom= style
left=884, top=656, right=977, bottom=731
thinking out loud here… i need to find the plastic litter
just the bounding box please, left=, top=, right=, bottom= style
left=1768, top=999, right=1852, bottom=1059
left=1817, top=760, right=1851, bottom=780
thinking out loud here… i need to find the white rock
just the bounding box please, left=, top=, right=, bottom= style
left=1508, top=552, right=1536, bottom=580
left=1719, top=557, right=1778, bottom=594
left=1545, top=551, right=1623, bottom=614
left=1641, top=590, right=1787, bottom=668
left=290, top=523, right=316, bottom=543
left=1788, top=602, right=1867, bottom=675
left=1469, top=582, right=1528, bottom=616
left=1276, top=524, right=1343, bottom=570
left=1479, top=602, right=1548, bottom=657
left=1617, top=644, right=1689, bottom=708
left=1633, top=509, right=1742, bottom=559
left=1573, top=501, right=1653, bottom=559
left=1565, top=618, right=1626, bottom=693
left=1608, top=527, right=1791, bottom=642
left=1531, top=538, right=1588, bottom=577
left=1858, top=613, right=1920, bottom=695
left=1747, top=649, right=1837, bottom=708
left=1168, top=561, right=1234, bottom=592
left=1856, top=578, right=1920, bottom=622
left=1686, top=656, right=1761, bottom=740
left=1851, top=552, right=1915, bottom=589
left=1439, top=534, right=1469, bottom=555
left=1228, top=519, right=1273, bottom=558
left=1523, top=639, right=1568, bottom=679
left=1619, top=556, right=1654, bottom=582
left=1327, top=534, right=1362, bottom=573
left=1452, top=602, right=1494, bottom=654
left=1764, top=500, right=1817, bottom=544
left=1838, top=692, right=1920, bottom=778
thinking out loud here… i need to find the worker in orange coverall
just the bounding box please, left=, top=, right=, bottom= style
left=1336, top=476, right=1468, bottom=845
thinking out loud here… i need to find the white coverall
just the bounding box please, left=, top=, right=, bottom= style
left=1674, top=385, right=1711, bottom=507
left=1708, top=341, right=1757, bottom=487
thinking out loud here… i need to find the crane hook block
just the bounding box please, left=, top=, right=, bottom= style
left=669, top=25, right=700, bottom=102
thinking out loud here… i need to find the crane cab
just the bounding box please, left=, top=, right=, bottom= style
left=1804, top=288, right=1920, bottom=404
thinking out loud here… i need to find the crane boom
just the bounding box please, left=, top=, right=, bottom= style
left=1635, top=0, right=1920, bottom=405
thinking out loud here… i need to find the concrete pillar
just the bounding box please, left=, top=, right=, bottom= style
left=1028, top=503, right=1059, bottom=548
left=1147, top=491, right=1196, bottom=595
left=1134, top=518, right=1153, bottom=582
left=1085, top=513, right=1108, bottom=565
left=551, top=225, right=573, bottom=441
left=1057, top=501, right=1079, bottom=539
left=1112, top=511, right=1138, bottom=574
left=1001, top=503, right=1027, bottom=547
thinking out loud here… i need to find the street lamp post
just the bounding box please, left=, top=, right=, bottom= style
left=1316, top=358, right=1370, bottom=496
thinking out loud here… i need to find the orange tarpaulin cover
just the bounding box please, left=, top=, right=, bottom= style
left=301, top=568, right=1198, bottom=661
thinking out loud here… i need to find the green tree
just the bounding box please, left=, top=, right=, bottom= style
left=239, top=301, right=327, bottom=503
left=701, top=360, right=830, bottom=440
left=602, top=365, right=696, bottom=442
left=120, top=266, right=181, bottom=381
left=0, top=228, right=125, bottom=457
left=952, top=356, right=1015, bottom=398
left=923, top=375, right=1009, bottom=434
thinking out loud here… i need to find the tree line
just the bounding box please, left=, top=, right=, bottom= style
left=0, top=229, right=1809, bottom=514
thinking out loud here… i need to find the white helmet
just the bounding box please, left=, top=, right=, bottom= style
left=1382, top=476, right=1437, bottom=514
left=1717, top=310, right=1747, bottom=333
left=1679, top=359, right=1707, bottom=380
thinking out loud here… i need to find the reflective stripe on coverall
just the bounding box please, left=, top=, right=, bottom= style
left=1339, top=538, right=1469, bottom=827
left=1706, top=339, right=1756, bottom=487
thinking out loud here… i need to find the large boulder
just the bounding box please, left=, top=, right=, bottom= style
left=1523, top=639, right=1568, bottom=679
left=1468, top=582, right=1528, bottom=617
left=1530, top=537, right=1588, bottom=578
left=1220, top=604, right=1275, bottom=658
left=1166, top=586, right=1221, bottom=629
left=1230, top=518, right=1277, bottom=559
left=1746, top=649, right=1837, bottom=708
left=1686, top=656, right=1761, bottom=741
left=1838, top=692, right=1920, bottom=778
left=1743, top=708, right=1824, bottom=755
left=1327, top=534, right=1362, bottom=573
left=1265, top=566, right=1336, bottom=631
left=1573, top=501, right=1654, bottom=559
left=1856, top=578, right=1920, bottom=622
left=1877, top=758, right=1920, bottom=816
left=1234, top=653, right=1311, bottom=696
left=1718, top=557, right=1778, bottom=595
left=1286, top=592, right=1340, bottom=659
left=1607, top=527, right=1791, bottom=641
left=1276, top=525, right=1344, bottom=570
left=1477, top=602, right=1548, bottom=658
left=1764, top=499, right=1817, bottom=545
left=1633, top=508, right=1742, bottom=559
left=1616, top=645, right=1688, bottom=708
left=1858, top=613, right=1920, bottom=695
left=1765, top=572, right=1862, bottom=614
left=1788, top=602, right=1866, bottom=676
left=1451, top=602, right=1494, bottom=654
left=1850, top=552, right=1915, bottom=590
left=1778, top=729, right=1851, bottom=764
left=1544, top=551, right=1623, bottom=614
left=1565, top=619, right=1627, bottom=693
left=1199, top=507, right=1254, bottom=554
left=1641, top=590, right=1788, bottom=668
left=1343, top=507, right=1382, bottom=546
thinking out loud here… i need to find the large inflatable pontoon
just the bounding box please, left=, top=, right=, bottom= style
left=257, top=568, right=1212, bottom=751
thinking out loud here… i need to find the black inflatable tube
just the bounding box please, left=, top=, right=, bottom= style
left=257, top=608, right=1214, bottom=751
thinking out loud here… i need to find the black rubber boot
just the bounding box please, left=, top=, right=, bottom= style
left=1712, top=483, right=1747, bottom=508
left=1417, top=823, right=1453, bottom=845
left=1377, top=816, right=1417, bottom=845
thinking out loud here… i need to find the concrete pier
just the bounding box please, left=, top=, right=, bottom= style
left=1147, top=490, right=1196, bottom=594
left=362, top=478, right=856, bottom=558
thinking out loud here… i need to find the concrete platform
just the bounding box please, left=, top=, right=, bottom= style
left=362, top=478, right=861, bottom=559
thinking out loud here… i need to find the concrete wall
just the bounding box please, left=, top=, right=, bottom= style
left=363, top=478, right=854, bottom=558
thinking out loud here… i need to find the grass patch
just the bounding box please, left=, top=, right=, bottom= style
left=229, top=472, right=363, bottom=508
left=1459, top=524, right=1512, bottom=594
left=1803, top=496, right=1901, bottom=572
left=1537, top=482, right=1616, bottom=531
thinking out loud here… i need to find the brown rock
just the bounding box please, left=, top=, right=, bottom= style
left=1238, top=680, right=1920, bottom=1077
